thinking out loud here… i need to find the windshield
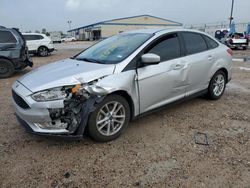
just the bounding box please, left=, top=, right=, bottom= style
left=75, top=33, right=153, bottom=64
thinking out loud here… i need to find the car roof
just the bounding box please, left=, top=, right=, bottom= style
left=22, top=33, right=46, bottom=36
left=124, top=28, right=209, bottom=35
left=124, top=28, right=170, bottom=34
left=0, top=27, right=15, bottom=32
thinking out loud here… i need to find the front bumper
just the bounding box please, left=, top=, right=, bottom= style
left=12, top=81, right=83, bottom=138
left=11, top=81, right=102, bottom=140
left=16, top=115, right=83, bottom=139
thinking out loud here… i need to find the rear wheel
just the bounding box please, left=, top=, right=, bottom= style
left=207, top=71, right=226, bottom=100
left=38, top=46, right=49, bottom=57
left=0, top=58, right=14, bottom=78
left=88, top=95, right=130, bottom=142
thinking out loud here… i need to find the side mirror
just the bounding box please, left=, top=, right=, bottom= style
left=141, top=53, right=160, bottom=65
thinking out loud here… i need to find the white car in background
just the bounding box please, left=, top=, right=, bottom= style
left=22, top=33, right=54, bottom=56
left=61, top=36, right=76, bottom=42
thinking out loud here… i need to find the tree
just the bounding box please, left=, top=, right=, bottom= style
left=35, top=30, right=40, bottom=33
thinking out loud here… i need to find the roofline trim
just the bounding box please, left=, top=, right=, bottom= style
left=101, top=23, right=182, bottom=26
left=68, top=14, right=183, bottom=32
left=101, top=14, right=183, bottom=25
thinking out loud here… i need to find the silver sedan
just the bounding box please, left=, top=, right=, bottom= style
left=12, top=28, right=232, bottom=142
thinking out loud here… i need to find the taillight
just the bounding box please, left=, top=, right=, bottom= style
left=227, top=48, right=233, bottom=56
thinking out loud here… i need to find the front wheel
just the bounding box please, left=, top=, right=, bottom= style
left=38, top=46, right=49, bottom=57
left=207, top=71, right=226, bottom=100
left=88, top=95, right=130, bottom=142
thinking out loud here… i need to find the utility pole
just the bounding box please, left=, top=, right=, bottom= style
left=229, top=0, right=235, bottom=28
left=67, top=20, right=72, bottom=30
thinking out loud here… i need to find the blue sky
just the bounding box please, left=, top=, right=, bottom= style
left=0, top=0, right=249, bottom=32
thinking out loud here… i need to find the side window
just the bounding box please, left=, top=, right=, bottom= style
left=146, top=33, right=181, bottom=62
left=23, top=35, right=35, bottom=41
left=36, top=35, right=44, bottom=40
left=23, top=35, right=31, bottom=41
left=23, top=35, right=43, bottom=41
left=203, top=35, right=219, bottom=49
left=0, top=30, right=17, bottom=43
left=182, top=32, right=207, bottom=55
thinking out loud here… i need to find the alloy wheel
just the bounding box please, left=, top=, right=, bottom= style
left=213, top=74, right=225, bottom=97
left=96, top=101, right=126, bottom=136
left=0, top=66, right=8, bottom=74
left=39, top=47, right=48, bottom=56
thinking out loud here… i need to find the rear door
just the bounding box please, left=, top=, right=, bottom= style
left=0, top=30, right=18, bottom=58
left=23, top=34, right=43, bottom=52
left=137, top=33, right=189, bottom=113
left=180, top=32, right=213, bottom=96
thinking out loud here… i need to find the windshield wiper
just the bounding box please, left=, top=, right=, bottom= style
left=75, top=57, right=103, bottom=64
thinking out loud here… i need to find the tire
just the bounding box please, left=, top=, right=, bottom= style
left=38, top=46, right=49, bottom=57
left=243, top=46, right=247, bottom=50
left=0, top=58, right=14, bottom=78
left=88, top=94, right=130, bottom=142
left=207, top=70, right=226, bottom=100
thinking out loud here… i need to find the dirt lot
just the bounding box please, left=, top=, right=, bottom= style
left=0, top=44, right=250, bottom=188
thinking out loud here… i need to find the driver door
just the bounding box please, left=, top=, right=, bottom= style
left=137, top=33, right=189, bottom=113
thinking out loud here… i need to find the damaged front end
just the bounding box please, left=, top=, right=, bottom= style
left=33, top=81, right=107, bottom=137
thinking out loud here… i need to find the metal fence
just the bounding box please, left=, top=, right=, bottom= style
left=185, top=22, right=249, bottom=36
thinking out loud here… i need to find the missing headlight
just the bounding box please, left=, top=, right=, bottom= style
left=48, top=88, right=91, bottom=133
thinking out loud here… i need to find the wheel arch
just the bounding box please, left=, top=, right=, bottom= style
left=216, top=68, right=228, bottom=83
left=108, top=90, right=135, bottom=120
left=37, top=45, right=49, bottom=52
left=0, top=56, right=16, bottom=67
left=0, top=56, right=14, bottom=64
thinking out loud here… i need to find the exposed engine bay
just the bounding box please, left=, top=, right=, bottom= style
left=47, top=83, right=105, bottom=134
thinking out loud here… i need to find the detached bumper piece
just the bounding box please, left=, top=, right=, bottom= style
left=26, top=58, right=33, bottom=67
left=14, top=58, right=33, bottom=70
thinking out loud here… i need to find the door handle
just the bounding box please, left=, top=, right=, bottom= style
left=208, top=55, right=213, bottom=61
left=173, top=63, right=185, bottom=70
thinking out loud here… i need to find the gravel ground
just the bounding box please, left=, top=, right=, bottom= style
left=0, top=44, right=250, bottom=188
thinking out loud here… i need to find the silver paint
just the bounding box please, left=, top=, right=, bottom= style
left=12, top=28, right=233, bottom=134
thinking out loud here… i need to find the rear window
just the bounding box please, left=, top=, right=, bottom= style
left=203, top=35, right=219, bottom=49
left=23, top=34, right=44, bottom=41
left=0, top=30, right=17, bottom=43
left=182, top=32, right=207, bottom=55
left=235, top=33, right=244, bottom=37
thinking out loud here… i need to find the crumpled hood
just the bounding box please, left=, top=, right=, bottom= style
left=18, top=58, right=115, bottom=93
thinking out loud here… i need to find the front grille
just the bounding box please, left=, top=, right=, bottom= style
left=12, top=90, right=30, bottom=109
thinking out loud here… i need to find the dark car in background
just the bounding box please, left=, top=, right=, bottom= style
left=0, top=26, right=33, bottom=78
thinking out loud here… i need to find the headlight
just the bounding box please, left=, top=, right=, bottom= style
left=31, top=79, right=106, bottom=102
left=32, top=87, right=68, bottom=102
